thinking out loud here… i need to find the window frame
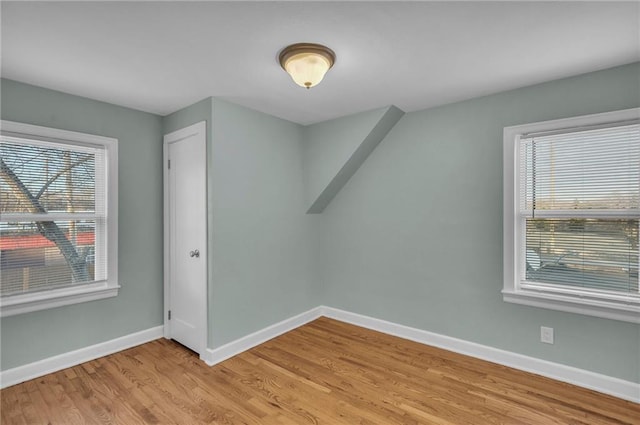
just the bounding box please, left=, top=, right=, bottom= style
left=0, top=120, right=119, bottom=317
left=503, top=108, right=640, bottom=323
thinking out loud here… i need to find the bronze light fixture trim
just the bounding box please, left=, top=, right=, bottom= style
left=279, top=43, right=336, bottom=89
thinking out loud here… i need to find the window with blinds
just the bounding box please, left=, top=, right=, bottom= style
left=0, top=137, right=107, bottom=295
left=503, top=109, right=640, bottom=323
left=519, top=124, right=639, bottom=296
left=0, top=120, right=118, bottom=317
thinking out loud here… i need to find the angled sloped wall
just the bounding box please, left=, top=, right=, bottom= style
left=303, top=106, right=404, bottom=213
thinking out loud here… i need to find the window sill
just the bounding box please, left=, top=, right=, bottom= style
left=0, top=282, right=120, bottom=318
left=502, top=289, right=640, bottom=323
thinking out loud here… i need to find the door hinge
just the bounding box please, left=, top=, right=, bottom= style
left=168, top=310, right=171, bottom=320
left=168, top=159, right=171, bottom=169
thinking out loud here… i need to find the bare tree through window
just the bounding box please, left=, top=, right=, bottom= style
left=1, top=141, right=98, bottom=295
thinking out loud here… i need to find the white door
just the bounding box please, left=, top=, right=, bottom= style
left=163, top=121, right=207, bottom=356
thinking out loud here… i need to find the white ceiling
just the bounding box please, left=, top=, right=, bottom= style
left=2, top=1, right=638, bottom=125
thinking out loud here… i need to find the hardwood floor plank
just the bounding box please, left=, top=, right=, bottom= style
left=255, top=330, right=514, bottom=424
left=2, top=318, right=638, bottom=424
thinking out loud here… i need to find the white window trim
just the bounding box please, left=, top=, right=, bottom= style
left=503, top=108, right=640, bottom=323
left=0, top=120, right=119, bottom=317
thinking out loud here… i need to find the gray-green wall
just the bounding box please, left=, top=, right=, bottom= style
left=2, top=63, right=639, bottom=384
left=208, top=99, right=318, bottom=347
left=319, top=62, right=640, bottom=383
left=164, top=98, right=319, bottom=348
left=0, top=79, right=164, bottom=370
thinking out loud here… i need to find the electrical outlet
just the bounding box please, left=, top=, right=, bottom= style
left=540, top=326, right=554, bottom=344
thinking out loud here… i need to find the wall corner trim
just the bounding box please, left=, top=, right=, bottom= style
left=205, top=305, right=638, bottom=403
left=0, top=326, right=164, bottom=389
left=204, top=306, right=325, bottom=366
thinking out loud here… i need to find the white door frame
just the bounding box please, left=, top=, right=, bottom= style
left=163, top=121, right=208, bottom=359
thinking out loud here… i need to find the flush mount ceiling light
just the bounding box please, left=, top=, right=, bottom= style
left=279, top=43, right=336, bottom=89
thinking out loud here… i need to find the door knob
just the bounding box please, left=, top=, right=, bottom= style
left=189, top=249, right=200, bottom=258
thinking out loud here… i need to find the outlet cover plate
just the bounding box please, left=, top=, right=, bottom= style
left=541, top=326, right=554, bottom=344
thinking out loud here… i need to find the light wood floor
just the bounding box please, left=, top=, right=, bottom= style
left=1, top=317, right=638, bottom=424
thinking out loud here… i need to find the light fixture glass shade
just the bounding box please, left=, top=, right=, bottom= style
left=279, top=43, right=335, bottom=89
left=283, top=52, right=331, bottom=88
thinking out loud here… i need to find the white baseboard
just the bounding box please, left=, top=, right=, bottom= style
left=320, top=306, right=640, bottom=404
left=203, top=307, right=323, bottom=366
left=2, top=307, right=637, bottom=404
left=0, top=326, right=163, bottom=389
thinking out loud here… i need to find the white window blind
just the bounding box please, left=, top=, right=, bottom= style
left=0, top=136, right=108, bottom=296
left=518, top=123, right=639, bottom=297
